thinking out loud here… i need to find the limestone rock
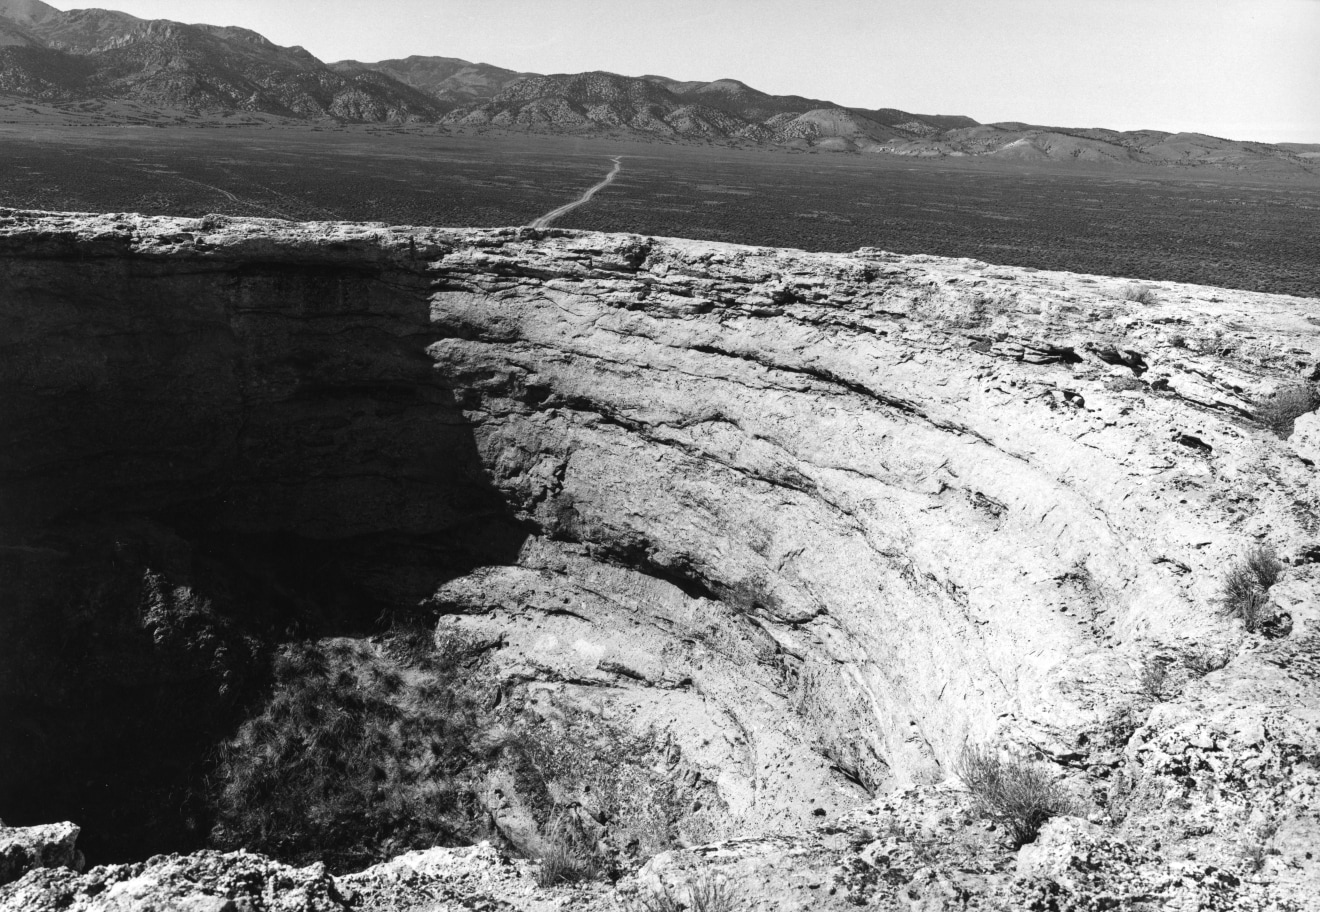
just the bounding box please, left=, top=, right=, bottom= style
left=0, top=850, right=345, bottom=912
left=1014, top=816, right=1154, bottom=906
left=1289, top=410, right=1320, bottom=463
left=2, top=211, right=1320, bottom=910
left=0, top=823, right=83, bottom=887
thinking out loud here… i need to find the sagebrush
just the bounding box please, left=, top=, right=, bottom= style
left=1137, top=657, right=1172, bottom=702
left=1122, top=285, right=1159, bottom=305
left=955, top=744, right=1078, bottom=847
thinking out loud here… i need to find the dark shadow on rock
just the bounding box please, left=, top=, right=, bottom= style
left=0, top=249, right=528, bottom=863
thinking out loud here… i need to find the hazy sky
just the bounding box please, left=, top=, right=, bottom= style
left=67, top=0, right=1320, bottom=142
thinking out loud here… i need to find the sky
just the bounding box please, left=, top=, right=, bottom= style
left=56, top=0, right=1320, bottom=143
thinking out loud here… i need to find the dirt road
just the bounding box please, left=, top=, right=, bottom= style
left=527, top=156, right=622, bottom=229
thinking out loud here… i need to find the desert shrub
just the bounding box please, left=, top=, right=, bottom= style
left=1122, top=285, right=1159, bottom=305
left=628, top=872, right=742, bottom=912
left=1221, top=546, right=1282, bottom=633
left=1254, top=382, right=1319, bottom=437
left=955, top=744, right=1078, bottom=847
left=498, top=707, right=713, bottom=874
left=209, top=635, right=486, bottom=870
left=1242, top=817, right=1281, bottom=873
left=627, top=887, right=685, bottom=912
left=687, top=873, right=743, bottom=912
left=1137, top=657, right=1173, bottom=703
left=535, top=816, right=604, bottom=887
left=536, top=839, right=601, bottom=887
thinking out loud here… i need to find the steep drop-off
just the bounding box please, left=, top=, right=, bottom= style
left=2, top=211, right=1319, bottom=909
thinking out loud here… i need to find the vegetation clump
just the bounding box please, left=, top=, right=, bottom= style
left=499, top=706, right=716, bottom=876
left=955, top=744, right=1078, bottom=847
left=209, top=632, right=488, bottom=870
left=1137, top=657, right=1173, bottom=703
left=1136, top=650, right=1228, bottom=704
left=627, top=872, right=743, bottom=912
left=1122, top=285, right=1159, bottom=305
left=1221, top=546, right=1283, bottom=633
left=1254, top=382, right=1320, bottom=437
left=535, top=816, right=605, bottom=887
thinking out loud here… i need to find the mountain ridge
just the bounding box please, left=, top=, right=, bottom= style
left=0, top=0, right=443, bottom=119
left=0, top=0, right=1312, bottom=173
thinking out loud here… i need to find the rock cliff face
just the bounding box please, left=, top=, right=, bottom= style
left=1, top=210, right=1318, bottom=908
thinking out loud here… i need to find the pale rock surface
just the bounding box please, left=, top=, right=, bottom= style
left=0, top=822, right=83, bottom=886
left=1290, top=410, right=1320, bottom=464
left=0, top=850, right=345, bottom=912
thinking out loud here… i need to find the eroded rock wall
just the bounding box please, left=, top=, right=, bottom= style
left=2, top=211, right=1318, bottom=890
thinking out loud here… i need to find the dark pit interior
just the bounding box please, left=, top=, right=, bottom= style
left=0, top=251, right=528, bottom=862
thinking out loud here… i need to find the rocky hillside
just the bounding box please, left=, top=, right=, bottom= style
left=2, top=2, right=1311, bottom=170
left=438, top=69, right=970, bottom=148
left=329, top=55, right=531, bottom=113
left=0, top=0, right=441, bottom=119
left=437, top=68, right=1315, bottom=170
left=0, top=210, right=1318, bottom=909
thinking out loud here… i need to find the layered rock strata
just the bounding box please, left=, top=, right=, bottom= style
left=1, top=210, right=1318, bottom=908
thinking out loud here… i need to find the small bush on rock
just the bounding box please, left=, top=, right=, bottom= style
left=955, top=744, right=1078, bottom=847
left=1122, top=285, right=1159, bottom=305
left=1137, top=658, right=1170, bottom=702
left=627, top=872, right=742, bottom=912
left=1221, top=546, right=1282, bottom=633
left=1254, top=382, right=1319, bottom=437
left=535, top=817, right=603, bottom=887
left=627, top=887, right=685, bottom=912
left=687, top=873, right=742, bottom=912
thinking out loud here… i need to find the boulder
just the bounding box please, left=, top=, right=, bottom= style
left=0, top=822, right=83, bottom=887
left=1289, top=410, right=1320, bottom=463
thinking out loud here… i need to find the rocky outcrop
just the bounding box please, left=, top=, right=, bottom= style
left=2, top=210, right=1319, bottom=907
left=1, top=849, right=348, bottom=912
left=0, top=822, right=83, bottom=887
left=0, top=842, right=563, bottom=912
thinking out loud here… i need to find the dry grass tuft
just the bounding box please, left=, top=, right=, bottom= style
left=536, top=816, right=604, bottom=887
left=1221, top=546, right=1282, bottom=633
left=627, top=872, right=742, bottom=912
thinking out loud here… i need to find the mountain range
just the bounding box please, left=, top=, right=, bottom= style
left=0, top=0, right=443, bottom=120
left=0, top=0, right=1314, bottom=173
